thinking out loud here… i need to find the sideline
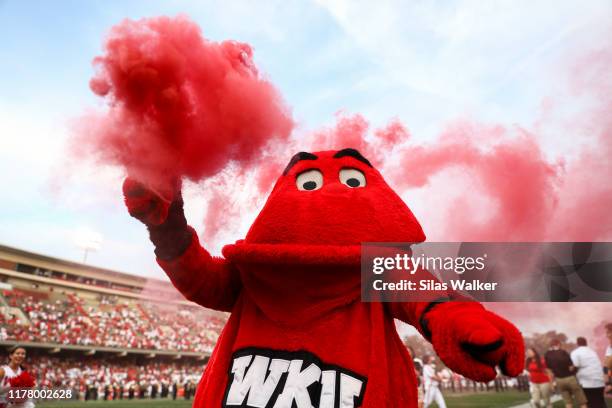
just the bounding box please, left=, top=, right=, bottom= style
left=508, top=394, right=562, bottom=408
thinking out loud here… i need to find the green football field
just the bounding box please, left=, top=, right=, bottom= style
left=35, top=391, right=612, bottom=407
left=33, top=391, right=530, bottom=408
left=441, top=390, right=528, bottom=407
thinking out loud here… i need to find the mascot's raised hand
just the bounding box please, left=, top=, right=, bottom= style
left=122, top=178, right=173, bottom=227
left=122, top=178, right=193, bottom=261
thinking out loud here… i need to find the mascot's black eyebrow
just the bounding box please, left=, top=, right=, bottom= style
left=333, top=148, right=373, bottom=167
left=282, top=152, right=319, bottom=175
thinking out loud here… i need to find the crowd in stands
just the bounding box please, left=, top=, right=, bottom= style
left=0, top=289, right=225, bottom=353
left=19, top=265, right=142, bottom=294
left=28, top=354, right=202, bottom=401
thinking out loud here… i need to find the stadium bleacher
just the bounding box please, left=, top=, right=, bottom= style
left=1, top=289, right=225, bottom=352
left=0, top=244, right=226, bottom=400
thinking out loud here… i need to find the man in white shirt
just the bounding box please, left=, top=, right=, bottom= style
left=570, top=337, right=606, bottom=408
left=423, top=355, right=447, bottom=408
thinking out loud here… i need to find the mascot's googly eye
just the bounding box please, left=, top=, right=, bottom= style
left=340, top=168, right=366, bottom=188
left=296, top=169, right=323, bottom=191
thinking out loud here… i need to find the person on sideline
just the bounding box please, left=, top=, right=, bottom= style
left=571, top=337, right=606, bottom=408
left=545, top=339, right=587, bottom=408
left=526, top=347, right=552, bottom=408
left=605, top=323, right=612, bottom=397
left=423, top=355, right=447, bottom=408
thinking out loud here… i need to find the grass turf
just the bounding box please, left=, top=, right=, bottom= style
left=438, top=390, right=529, bottom=407
left=37, top=392, right=527, bottom=407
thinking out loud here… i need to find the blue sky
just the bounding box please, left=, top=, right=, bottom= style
left=0, top=0, right=610, bottom=279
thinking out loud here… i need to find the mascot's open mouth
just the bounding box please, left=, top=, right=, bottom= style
left=222, top=240, right=362, bottom=266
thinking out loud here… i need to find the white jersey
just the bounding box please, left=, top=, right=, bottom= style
left=1, top=365, right=35, bottom=408
left=2, top=365, right=22, bottom=387
left=423, top=364, right=439, bottom=388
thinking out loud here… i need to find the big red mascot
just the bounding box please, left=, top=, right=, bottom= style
left=123, top=148, right=524, bottom=407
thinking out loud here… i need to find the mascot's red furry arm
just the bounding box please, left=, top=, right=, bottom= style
left=124, top=149, right=524, bottom=408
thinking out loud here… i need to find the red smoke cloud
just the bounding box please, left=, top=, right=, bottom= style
left=198, top=112, right=407, bottom=245
left=275, top=40, right=611, bottom=245
left=390, top=124, right=561, bottom=241
left=76, top=17, right=611, bottom=248
left=78, top=19, right=610, bottom=341
left=308, top=113, right=410, bottom=166
left=385, top=45, right=612, bottom=242
left=310, top=112, right=370, bottom=154
left=203, top=188, right=235, bottom=244
left=77, top=16, right=293, bottom=195
left=546, top=47, right=612, bottom=241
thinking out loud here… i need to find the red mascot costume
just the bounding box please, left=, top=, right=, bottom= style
left=123, top=148, right=524, bottom=407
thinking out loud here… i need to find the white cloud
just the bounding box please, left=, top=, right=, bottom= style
left=316, top=0, right=611, bottom=133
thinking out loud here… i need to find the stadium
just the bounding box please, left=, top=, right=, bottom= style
left=3, top=243, right=608, bottom=408
left=2, top=1, right=611, bottom=407
left=0, top=244, right=225, bottom=406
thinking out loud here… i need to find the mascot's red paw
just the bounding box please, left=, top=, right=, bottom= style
left=122, top=178, right=171, bottom=226
left=425, top=302, right=524, bottom=382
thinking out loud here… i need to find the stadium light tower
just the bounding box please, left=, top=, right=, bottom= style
left=74, top=227, right=103, bottom=263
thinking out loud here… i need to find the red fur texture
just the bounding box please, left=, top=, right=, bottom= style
left=242, top=150, right=425, bottom=246
left=423, top=302, right=524, bottom=382
left=122, top=178, right=171, bottom=226
left=126, top=149, right=524, bottom=407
